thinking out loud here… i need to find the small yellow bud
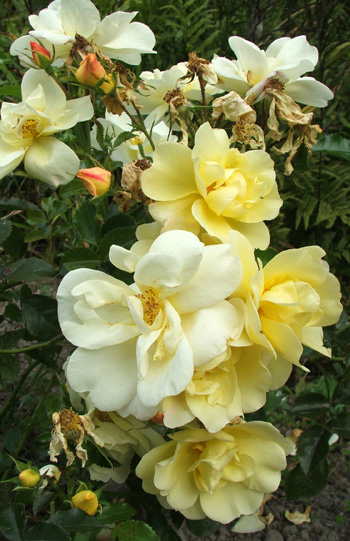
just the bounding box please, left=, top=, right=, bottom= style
left=72, top=490, right=98, bottom=516
left=18, top=468, right=40, bottom=488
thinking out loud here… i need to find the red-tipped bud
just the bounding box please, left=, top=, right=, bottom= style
left=77, top=167, right=112, bottom=197
left=30, top=41, right=52, bottom=69
left=75, top=54, right=115, bottom=93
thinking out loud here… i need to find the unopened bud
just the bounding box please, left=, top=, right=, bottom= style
left=75, top=54, right=114, bottom=93
left=30, top=41, right=52, bottom=69
left=72, top=490, right=98, bottom=516
left=19, top=468, right=40, bottom=488
left=77, top=167, right=112, bottom=197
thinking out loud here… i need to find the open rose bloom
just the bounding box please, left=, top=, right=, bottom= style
left=136, top=420, right=293, bottom=523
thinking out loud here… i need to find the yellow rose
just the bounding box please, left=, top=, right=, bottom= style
left=228, top=231, right=342, bottom=391
left=141, top=122, right=282, bottom=249
left=136, top=420, right=292, bottom=523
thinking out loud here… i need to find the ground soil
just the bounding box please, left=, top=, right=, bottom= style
left=181, top=447, right=349, bottom=541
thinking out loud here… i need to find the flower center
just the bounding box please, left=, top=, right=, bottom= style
left=136, top=288, right=163, bottom=326
left=22, top=118, right=39, bottom=139
left=163, top=87, right=185, bottom=106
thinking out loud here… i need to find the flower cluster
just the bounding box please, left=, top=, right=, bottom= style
left=3, top=0, right=342, bottom=527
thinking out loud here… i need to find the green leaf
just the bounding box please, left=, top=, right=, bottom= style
left=1, top=227, right=26, bottom=261
left=255, top=247, right=278, bottom=267
left=96, top=502, right=136, bottom=525
left=24, top=522, right=70, bottom=541
left=0, top=219, right=12, bottom=243
left=0, top=198, right=38, bottom=211
left=33, top=492, right=56, bottom=516
left=112, top=130, right=137, bottom=148
left=102, top=213, right=135, bottom=234
left=186, top=517, right=219, bottom=537
left=312, top=134, right=350, bottom=161
left=297, top=426, right=329, bottom=475
left=5, top=258, right=54, bottom=283
left=21, top=295, right=60, bottom=340
left=112, top=520, right=160, bottom=541
left=285, top=461, right=329, bottom=499
left=0, top=503, right=27, bottom=541
left=26, top=210, right=47, bottom=226
left=0, top=451, right=13, bottom=471
left=0, top=85, right=22, bottom=99
left=49, top=509, right=102, bottom=533
left=41, top=196, right=68, bottom=221
left=327, top=412, right=350, bottom=438
left=62, top=248, right=101, bottom=271
left=59, top=179, right=87, bottom=199
left=332, top=367, right=350, bottom=405
left=3, top=428, right=23, bottom=454
left=73, top=201, right=100, bottom=245
left=4, top=304, right=22, bottom=322
left=24, top=230, right=48, bottom=243
left=290, top=393, right=330, bottom=417
left=0, top=354, right=20, bottom=385
left=99, top=226, right=136, bottom=259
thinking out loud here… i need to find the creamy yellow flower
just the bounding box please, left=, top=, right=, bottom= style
left=0, top=69, right=93, bottom=186
left=228, top=231, right=342, bottom=394
left=142, top=122, right=282, bottom=248
left=136, top=420, right=292, bottom=523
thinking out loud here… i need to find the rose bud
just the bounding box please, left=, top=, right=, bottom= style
left=72, top=490, right=98, bottom=516
left=75, top=54, right=114, bottom=93
left=19, top=468, right=40, bottom=488
left=77, top=167, right=112, bottom=197
left=30, top=41, right=52, bottom=69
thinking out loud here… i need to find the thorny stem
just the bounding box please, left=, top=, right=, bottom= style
left=0, top=333, right=63, bottom=354
left=0, top=359, right=41, bottom=423
left=198, top=75, right=208, bottom=123
left=130, top=100, right=155, bottom=151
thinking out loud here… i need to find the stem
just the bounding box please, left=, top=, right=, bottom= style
left=198, top=76, right=208, bottom=123
left=0, top=333, right=63, bottom=354
left=0, top=359, right=41, bottom=422
left=49, top=72, right=72, bottom=99
left=13, top=373, right=56, bottom=456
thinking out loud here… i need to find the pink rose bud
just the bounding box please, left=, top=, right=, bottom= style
left=77, top=167, right=112, bottom=196
left=30, top=41, right=52, bottom=69
left=75, top=54, right=114, bottom=93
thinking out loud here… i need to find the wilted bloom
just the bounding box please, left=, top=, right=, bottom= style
left=142, top=122, right=282, bottom=248
left=77, top=167, right=112, bottom=196
left=75, top=54, right=114, bottom=93
left=39, top=465, right=61, bottom=485
left=19, top=468, right=40, bottom=488
left=30, top=40, right=51, bottom=68
left=50, top=408, right=105, bottom=467
left=10, top=0, right=156, bottom=67
left=212, top=35, right=333, bottom=107
left=57, top=230, right=242, bottom=420
left=86, top=406, right=165, bottom=484
left=0, top=69, right=93, bottom=186
left=136, top=420, right=293, bottom=523
left=72, top=490, right=98, bottom=516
